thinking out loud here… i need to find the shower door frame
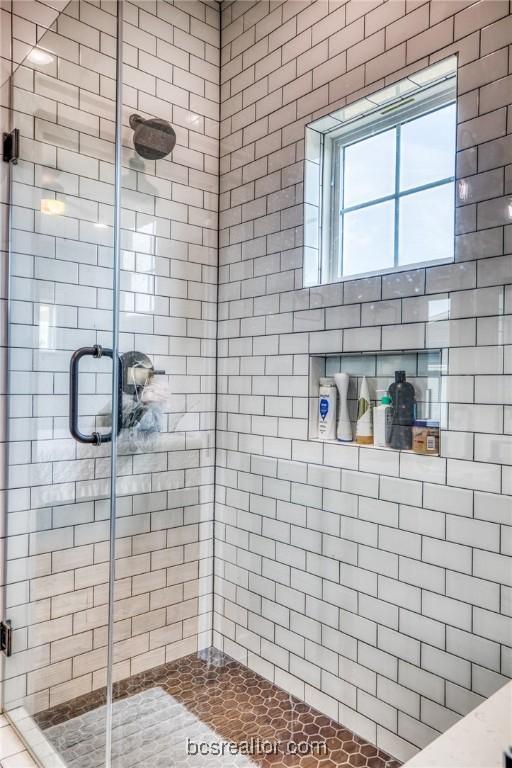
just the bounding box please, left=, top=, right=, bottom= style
left=103, top=2, right=123, bottom=765
left=1, top=2, right=125, bottom=766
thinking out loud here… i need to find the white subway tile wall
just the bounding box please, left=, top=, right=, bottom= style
left=0, top=0, right=219, bottom=715
left=215, top=0, right=512, bottom=763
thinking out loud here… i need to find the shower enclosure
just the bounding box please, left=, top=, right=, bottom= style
left=1, top=0, right=217, bottom=764
left=3, top=1, right=507, bottom=767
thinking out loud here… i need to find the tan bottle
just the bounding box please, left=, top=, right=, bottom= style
left=356, top=376, right=373, bottom=445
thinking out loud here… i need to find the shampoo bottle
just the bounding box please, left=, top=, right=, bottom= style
left=388, top=370, right=416, bottom=450
left=356, top=376, right=373, bottom=445
left=374, top=391, right=393, bottom=447
left=318, top=377, right=337, bottom=440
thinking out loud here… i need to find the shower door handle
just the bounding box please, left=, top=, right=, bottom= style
left=69, top=345, right=122, bottom=445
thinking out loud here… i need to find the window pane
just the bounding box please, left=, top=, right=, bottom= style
left=399, top=182, right=454, bottom=266
left=400, top=104, right=456, bottom=191
left=343, top=129, right=396, bottom=208
left=343, top=200, right=395, bottom=277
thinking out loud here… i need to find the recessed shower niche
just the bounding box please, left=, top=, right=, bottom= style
left=308, top=349, right=447, bottom=451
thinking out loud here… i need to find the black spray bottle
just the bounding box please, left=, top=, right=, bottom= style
left=388, top=370, right=416, bottom=450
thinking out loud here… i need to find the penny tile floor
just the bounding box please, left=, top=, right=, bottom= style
left=33, top=650, right=401, bottom=768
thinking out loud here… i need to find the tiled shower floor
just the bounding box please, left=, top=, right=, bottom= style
left=34, top=650, right=401, bottom=768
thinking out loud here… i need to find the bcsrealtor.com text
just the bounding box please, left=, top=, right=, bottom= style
left=186, top=738, right=328, bottom=756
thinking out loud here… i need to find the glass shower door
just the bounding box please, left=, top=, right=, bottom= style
left=2, top=2, right=121, bottom=765
left=2, top=1, right=217, bottom=764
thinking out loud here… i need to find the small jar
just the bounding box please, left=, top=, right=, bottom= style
left=412, top=420, right=440, bottom=455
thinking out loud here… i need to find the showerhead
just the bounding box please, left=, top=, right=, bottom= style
left=129, top=114, right=176, bottom=160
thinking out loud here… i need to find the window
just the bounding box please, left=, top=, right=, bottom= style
left=304, top=57, right=457, bottom=286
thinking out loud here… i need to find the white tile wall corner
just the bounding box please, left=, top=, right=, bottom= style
left=1, top=0, right=219, bottom=715
left=215, top=1, right=512, bottom=763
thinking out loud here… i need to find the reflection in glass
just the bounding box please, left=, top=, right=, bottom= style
left=27, top=47, right=54, bottom=66
left=400, top=104, right=456, bottom=191
left=38, top=305, right=55, bottom=349
left=428, top=298, right=450, bottom=321
left=399, top=182, right=454, bottom=266
left=40, top=199, right=65, bottom=215
left=343, top=200, right=394, bottom=276
left=343, top=129, right=396, bottom=207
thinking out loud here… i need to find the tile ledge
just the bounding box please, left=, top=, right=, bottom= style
left=403, top=680, right=512, bottom=768
left=313, top=438, right=440, bottom=457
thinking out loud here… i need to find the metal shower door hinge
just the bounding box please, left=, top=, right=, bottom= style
left=3, top=129, right=19, bottom=164
left=0, top=620, right=12, bottom=656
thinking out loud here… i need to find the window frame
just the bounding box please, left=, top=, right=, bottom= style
left=312, top=70, right=458, bottom=286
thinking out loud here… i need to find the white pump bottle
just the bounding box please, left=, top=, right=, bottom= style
left=334, top=373, right=352, bottom=442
